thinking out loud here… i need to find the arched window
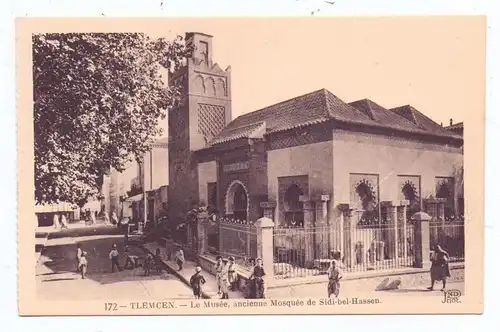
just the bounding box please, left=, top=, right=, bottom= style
left=402, top=181, right=420, bottom=221
left=436, top=178, right=455, bottom=220
left=355, top=182, right=378, bottom=226
left=284, top=184, right=304, bottom=227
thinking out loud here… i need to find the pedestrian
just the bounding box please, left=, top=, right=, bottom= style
left=214, top=255, right=223, bottom=295
left=53, top=214, right=60, bottom=230
left=60, top=213, right=69, bottom=229
left=175, top=246, right=185, bottom=271
left=108, top=244, right=122, bottom=272
left=327, top=259, right=343, bottom=298
left=90, top=211, right=96, bottom=225
left=154, top=248, right=163, bottom=273
left=111, top=212, right=118, bottom=226
left=79, top=252, right=88, bottom=279
left=76, top=243, right=83, bottom=273
left=144, top=253, right=153, bottom=276
left=189, top=266, right=206, bottom=299
left=123, top=246, right=139, bottom=270
left=428, top=244, right=451, bottom=291
left=104, top=213, right=110, bottom=225
left=227, top=256, right=238, bottom=291
left=245, top=258, right=256, bottom=299
left=220, top=258, right=230, bottom=299
left=250, top=258, right=266, bottom=299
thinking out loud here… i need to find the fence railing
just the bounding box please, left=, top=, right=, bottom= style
left=218, top=218, right=258, bottom=266
left=429, top=221, right=465, bottom=262
left=273, top=223, right=416, bottom=279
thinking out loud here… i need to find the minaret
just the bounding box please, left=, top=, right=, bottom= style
left=168, top=32, right=232, bottom=225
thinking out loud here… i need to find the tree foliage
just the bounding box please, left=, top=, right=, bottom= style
left=33, top=33, right=190, bottom=206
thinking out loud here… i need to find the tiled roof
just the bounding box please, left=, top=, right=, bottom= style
left=206, top=89, right=462, bottom=147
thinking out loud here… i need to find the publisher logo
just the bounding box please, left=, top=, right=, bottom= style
left=441, top=289, right=461, bottom=304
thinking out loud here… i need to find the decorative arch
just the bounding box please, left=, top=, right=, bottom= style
left=353, top=179, right=379, bottom=226
left=225, top=180, right=249, bottom=221
left=206, top=77, right=216, bottom=96
left=193, top=75, right=205, bottom=94
left=216, top=78, right=227, bottom=97
left=401, top=180, right=421, bottom=221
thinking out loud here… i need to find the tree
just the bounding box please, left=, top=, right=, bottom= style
left=33, top=33, right=191, bottom=206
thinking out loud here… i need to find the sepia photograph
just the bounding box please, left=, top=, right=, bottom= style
left=17, top=17, right=485, bottom=315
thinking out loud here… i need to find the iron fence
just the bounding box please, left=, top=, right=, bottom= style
left=218, top=218, right=258, bottom=266
left=429, top=220, right=464, bottom=262
left=273, top=223, right=416, bottom=279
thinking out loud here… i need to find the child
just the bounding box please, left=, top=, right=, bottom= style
left=189, top=266, right=206, bottom=299
left=109, top=244, right=122, bottom=272
left=144, top=253, right=153, bottom=276
left=327, top=259, right=343, bottom=298
left=175, top=247, right=185, bottom=271
left=220, top=258, right=230, bottom=299
left=251, top=258, right=266, bottom=299
left=76, top=243, right=83, bottom=273
left=79, top=252, right=88, bottom=279
left=227, top=256, right=238, bottom=291
left=123, top=246, right=139, bottom=270
left=245, top=258, right=256, bottom=299
left=214, top=256, right=223, bottom=295
left=154, top=248, right=163, bottom=274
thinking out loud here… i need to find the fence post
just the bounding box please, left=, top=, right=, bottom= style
left=299, top=196, right=315, bottom=268
left=196, top=211, right=209, bottom=255
left=412, top=211, right=432, bottom=268
left=255, top=217, right=275, bottom=285
left=314, top=195, right=330, bottom=260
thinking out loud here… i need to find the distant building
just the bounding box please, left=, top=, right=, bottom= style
left=126, top=137, right=169, bottom=223
left=445, top=118, right=464, bottom=136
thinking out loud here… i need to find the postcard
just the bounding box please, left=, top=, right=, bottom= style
left=17, top=17, right=485, bottom=315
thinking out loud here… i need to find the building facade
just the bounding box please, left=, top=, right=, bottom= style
left=167, top=33, right=464, bottom=265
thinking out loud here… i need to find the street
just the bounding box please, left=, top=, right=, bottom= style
left=36, top=224, right=194, bottom=301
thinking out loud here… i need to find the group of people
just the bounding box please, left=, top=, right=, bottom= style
left=52, top=213, right=69, bottom=230
left=188, top=256, right=267, bottom=300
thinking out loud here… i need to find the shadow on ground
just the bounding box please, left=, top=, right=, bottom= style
left=38, top=232, right=174, bottom=286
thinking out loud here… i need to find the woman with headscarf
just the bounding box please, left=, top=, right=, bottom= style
left=428, top=244, right=451, bottom=291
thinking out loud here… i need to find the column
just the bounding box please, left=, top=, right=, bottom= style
left=400, top=200, right=409, bottom=260
left=412, top=211, right=432, bottom=268
left=389, top=201, right=399, bottom=260
left=196, top=211, right=209, bottom=255
left=337, top=204, right=352, bottom=267
left=255, top=217, right=275, bottom=285
left=314, top=195, right=330, bottom=260
left=299, top=196, right=315, bottom=268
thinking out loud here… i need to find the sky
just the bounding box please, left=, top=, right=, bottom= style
left=149, top=17, right=484, bottom=132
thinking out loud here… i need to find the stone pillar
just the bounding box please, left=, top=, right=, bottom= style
left=382, top=201, right=399, bottom=260
left=412, top=212, right=432, bottom=268
left=400, top=200, right=409, bottom=259
left=338, top=204, right=353, bottom=268
left=314, top=195, right=330, bottom=259
left=260, top=202, right=277, bottom=221
left=255, top=217, right=275, bottom=285
left=196, top=211, right=209, bottom=255
left=299, top=196, right=316, bottom=267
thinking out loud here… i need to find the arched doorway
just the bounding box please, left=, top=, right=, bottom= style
left=225, top=181, right=248, bottom=221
